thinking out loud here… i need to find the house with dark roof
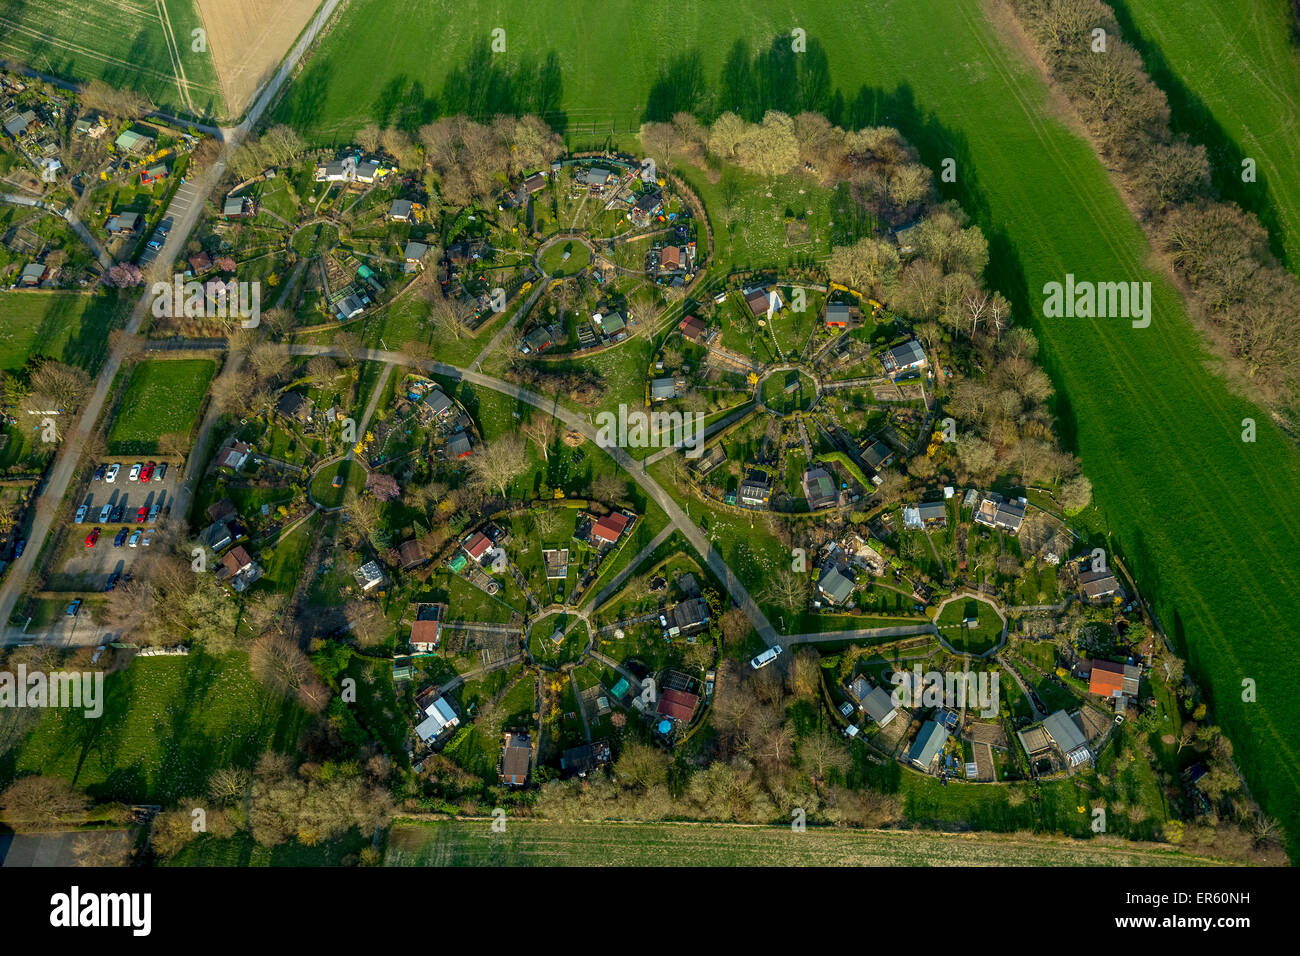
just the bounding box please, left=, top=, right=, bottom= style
left=500, top=731, right=533, bottom=786
left=139, top=163, right=169, bottom=185
left=862, top=439, right=894, bottom=470
left=561, top=738, right=611, bottom=777
left=223, top=196, right=254, bottom=218
left=1039, top=710, right=1093, bottom=768
left=668, top=597, right=710, bottom=638
left=817, top=564, right=856, bottom=607
left=825, top=301, right=851, bottom=328
left=403, top=241, right=429, bottom=270
left=744, top=287, right=776, bottom=317
left=660, top=245, right=682, bottom=271
left=577, top=166, right=613, bottom=188
left=903, top=500, right=947, bottom=530
left=18, top=261, right=47, bottom=287
left=848, top=676, right=898, bottom=726
left=275, top=391, right=314, bottom=423
left=679, top=314, right=708, bottom=343
left=446, top=430, right=472, bottom=458
left=417, top=388, right=454, bottom=424
left=106, top=212, right=141, bottom=235
left=972, top=494, right=1026, bottom=534
left=881, top=338, right=927, bottom=374
left=738, top=471, right=772, bottom=509
left=908, top=720, right=949, bottom=771
left=1078, top=567, right=1122, bottom=603
left=388, top=198, right=413, bottom=221
left=802, top=466, right=838, bottom=510
left=188, top=251, right=213, bottom=274
left=650, top=377, right=678, bottom=402
left=398, top=538, right=429, bottom=571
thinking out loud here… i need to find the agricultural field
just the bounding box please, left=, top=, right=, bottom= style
left=0, top=653, right=310, bottom=804
left=1110, top=0, right=1300, bottom=271
left=384, top=818, right=1230, bottom=867
left=107, top=357, right=215, bottom=455
left=0, top=0, right=223, bottom=119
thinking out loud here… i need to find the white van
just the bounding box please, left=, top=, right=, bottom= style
left=750, top=644, right=783, bottom=669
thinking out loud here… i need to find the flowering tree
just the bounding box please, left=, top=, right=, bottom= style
left=103, top=263, right=143, bottom=287
left=365, top=472, right=400, bottom=501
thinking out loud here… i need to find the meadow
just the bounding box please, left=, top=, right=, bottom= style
left=108, top=357, right=215, bottom=454
left=0, top=291, right=131, bottom=373
left=0, top=653, right=309, bottom=804
left=0, top=0, right=224, bottom=119
left=1110, top=0, right=1300, bottom=271
left=384, top=818, right=1226, bottom=867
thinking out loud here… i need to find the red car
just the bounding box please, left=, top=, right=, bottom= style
left=140, top=462, right=155, bottom=483
left=137, top=506, right=148, bottom=523
left=85, top=528, right=100, bottom=548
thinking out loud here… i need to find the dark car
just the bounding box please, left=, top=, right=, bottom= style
left=156, top=462, right=167, bottom=481
left=14, top=539, right=25, bottom=557
left=104, top=572, right=121, bottom=592
left=93, top=464, right=107, bottom=481
left=113, top=528, right=128, bottom=547
left=111, top=503, right=125, bottom=522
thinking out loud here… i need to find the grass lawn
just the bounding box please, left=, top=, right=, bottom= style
left=309, top=458, right=367, bottom=510
left=108, top=358, right=215, bottom=455
left=0, top=291, right=131, bottom=373
left=0, top=652, right=309, bottom=804
left=936, top=597, right=1003, bottom=654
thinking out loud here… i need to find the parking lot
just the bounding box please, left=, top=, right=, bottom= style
left=60, top=461, right=181, bottom=584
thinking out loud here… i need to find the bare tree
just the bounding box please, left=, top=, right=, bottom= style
left=467, top=434, right=528, bottom=499
left=249, top=632, right=330, bottom=712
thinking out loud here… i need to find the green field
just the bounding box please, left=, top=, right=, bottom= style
left=384, top=818, right=1229, bottom=866
left=1111, top=0, right=1300, bottom=271
left=0, top=0, right=224, bottom=120
left=108, top=357, right=215, bottom=454
left=0, top=291, right=131, bottom=373
left=0, top=653, right=309, bottom=804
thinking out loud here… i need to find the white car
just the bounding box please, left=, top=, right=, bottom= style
left=128, top=530, right=142, bottom=548
left=128, top=463, right=142, bottom=481
left=105, top=463, right=120, bottom=483
left=750, top=645, right=783, bottom=670
left=74, top=505, right=88, bottom=523
left=141, top=530, right=154, bottom=547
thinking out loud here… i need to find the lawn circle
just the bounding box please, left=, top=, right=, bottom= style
left=291, top=219, right=342, bottom=259
left=526, top=613, right=591, bottom=670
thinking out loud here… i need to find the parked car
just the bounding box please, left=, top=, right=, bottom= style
left=136, top=506, right=148, bottom=523
left=140, top=530, right=154, bottom=548
left=128, top=463, right=142, bottom=481
left=105, top=571, right=121, bottom=591
left=111, top=503, right=124, bottom=522
left=75, top=504, right=88, bottom=523
left=105, top=463, right=120, bottom=482
left=66, top=599, right=82, bottom=617
left=93, top=465, right=107, bottom=481
left=146, top=238, right=162, bottom=251
left=99, top=504, right=112, bottom=523
left=128, top=530, right=142, bottom=548
left=14, top=539, right=24, bottom=557
left=141, top=462, right=155, bottom=482
left=148, top=503, right=161, bottom=521
left=750, top=645, right=783, bottom=670
left=85, top=528, right=100, bottom=548
left=113, top=528, right=128, bottom=547
left=155, top=462, right=167, bottom=481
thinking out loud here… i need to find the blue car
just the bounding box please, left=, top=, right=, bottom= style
left=14, top=539, right=25, bottom=557
left=113, top=528, right=128, bottom=548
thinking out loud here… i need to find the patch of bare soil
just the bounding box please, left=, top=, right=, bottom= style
left=195, top=0, right=323, bottom=119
